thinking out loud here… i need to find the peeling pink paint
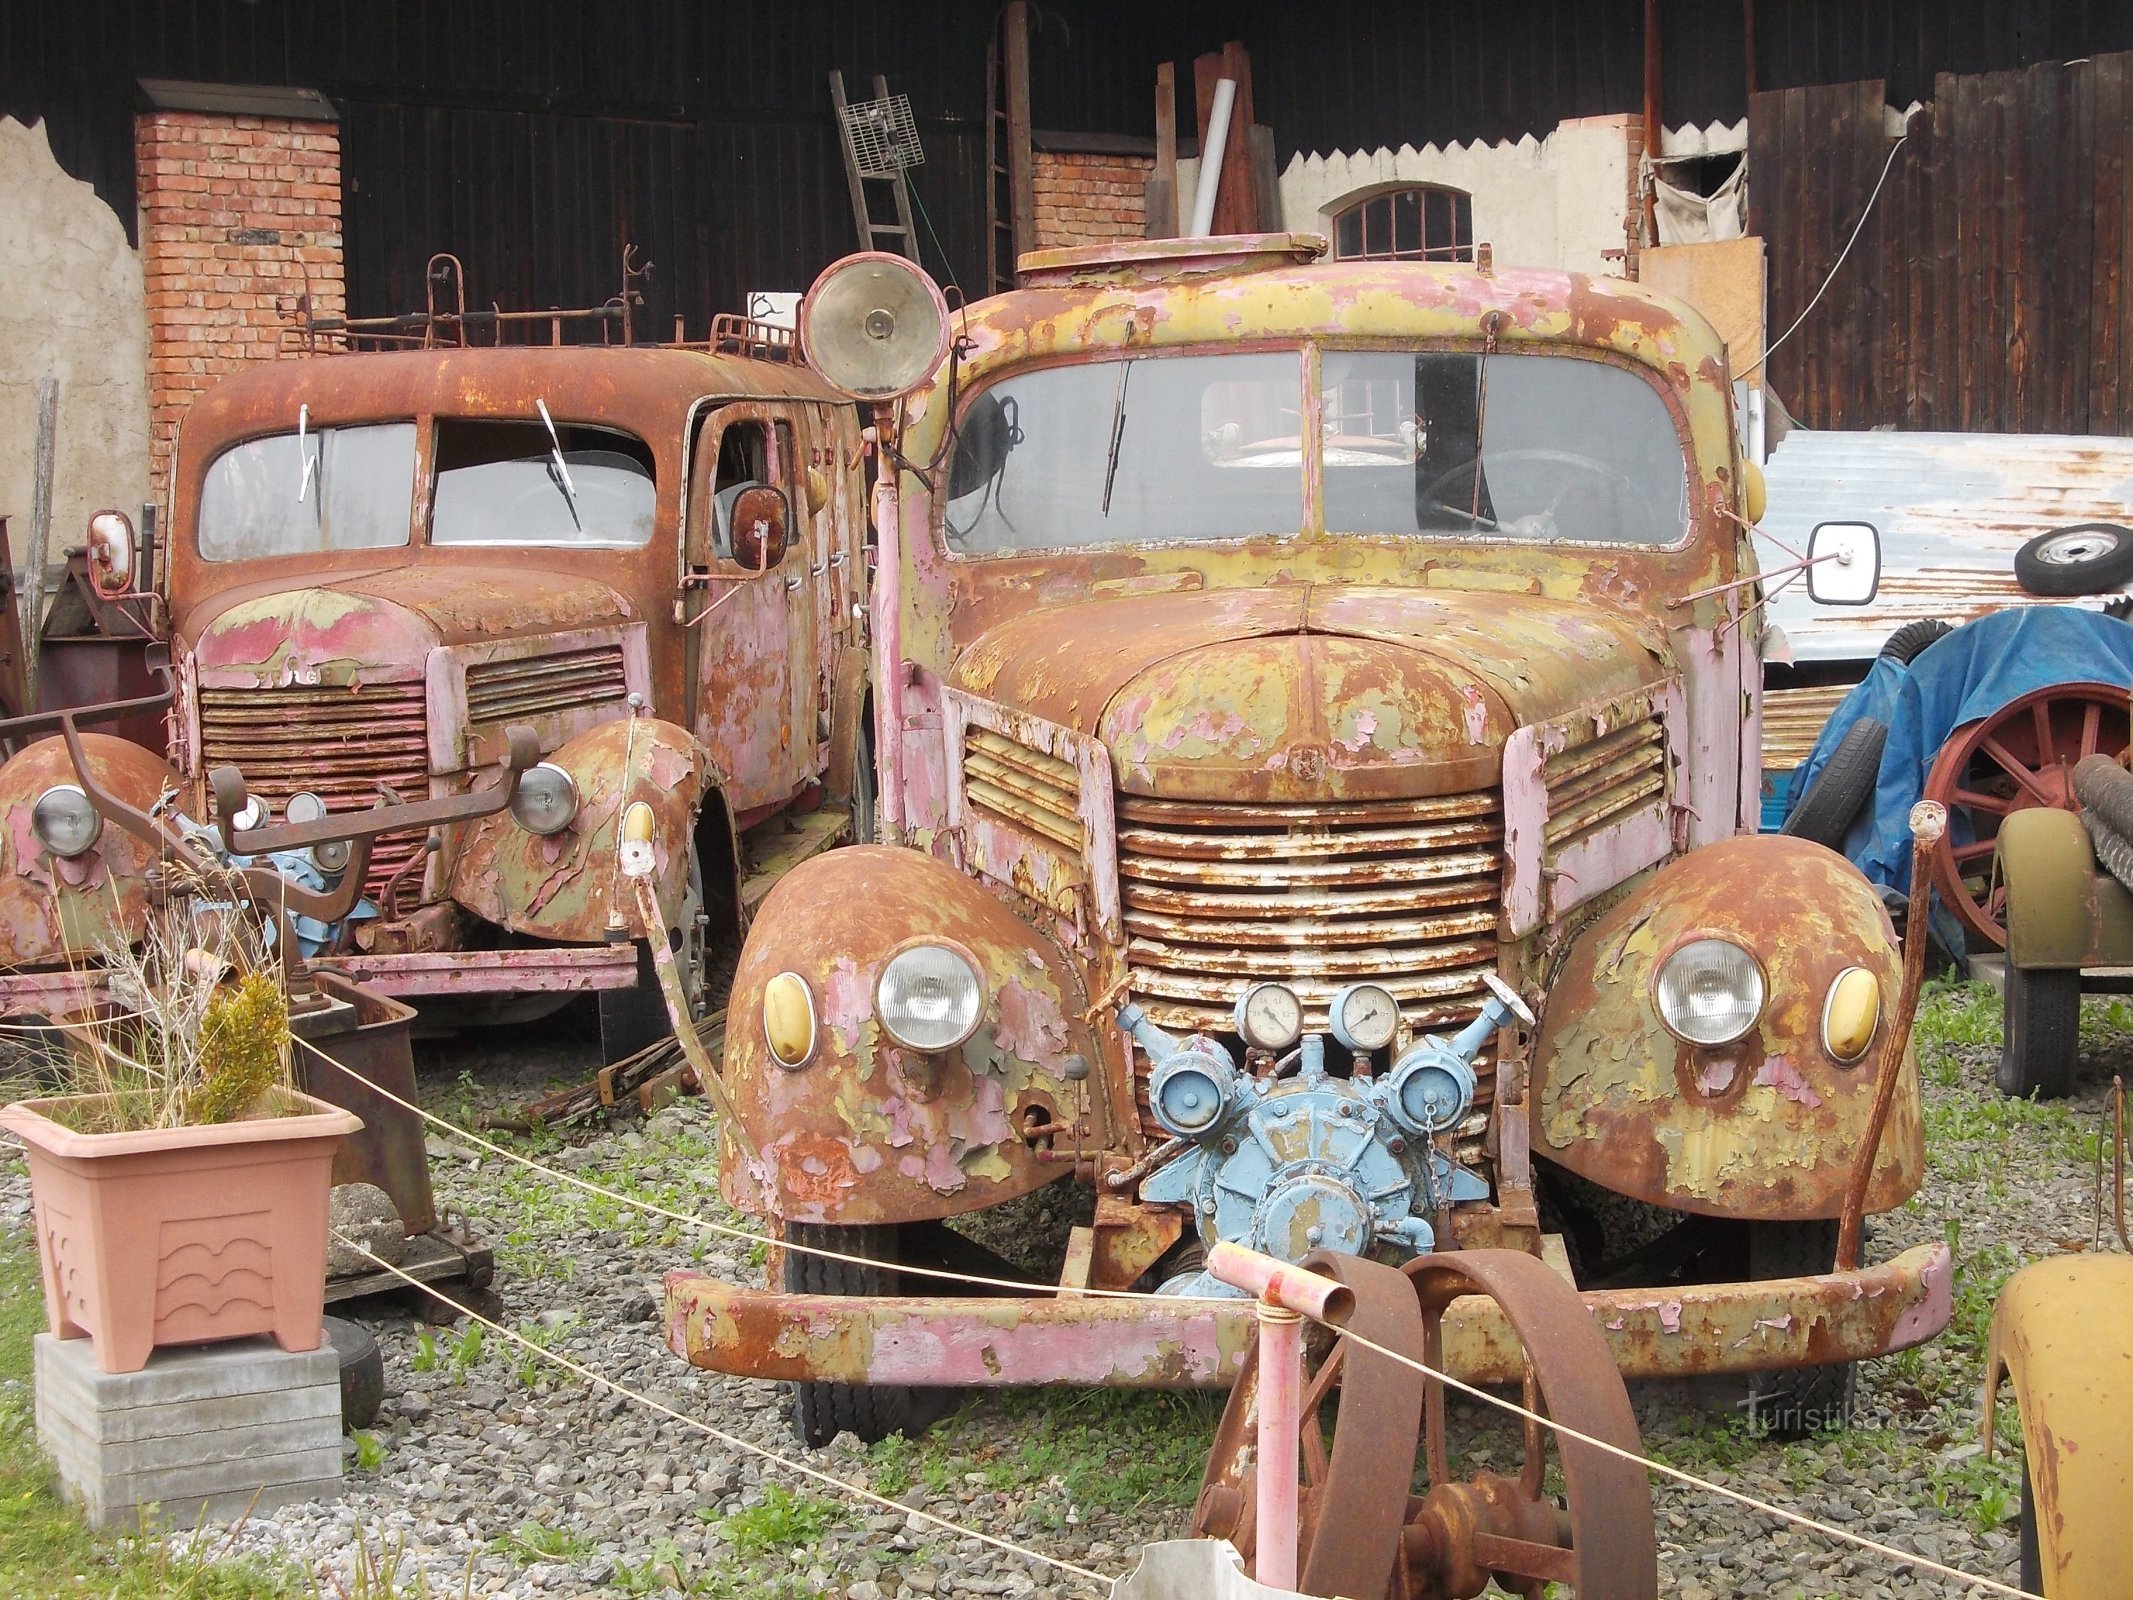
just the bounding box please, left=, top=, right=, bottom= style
left=994, top=977, right=1069, bottom=1064
left=1755, top=1053, right=1823, bottom=1109
left=1658, top=1299, right=1683, bottom=1333
left=1889, top=1243, right=1955, bottom=1349
left=822, top=956, right=873, bottom=1050
left=1696, top=1054, right=1738, bottom=1096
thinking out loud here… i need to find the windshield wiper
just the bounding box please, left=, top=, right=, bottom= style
left=1099, top=360, right=1132, bottom=517
left=535, top=399, right=582, bottom=529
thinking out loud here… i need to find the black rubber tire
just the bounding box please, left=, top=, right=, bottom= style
left=786, top=1221, right=918, bottom=1447
left=847, top=724, right=877, bottom=846
left=1745, top=1220, right=1857, bottom=1437
left=1998, top=964, right=2081, bottom=1099
left=1878, top=618, right=1953, bottom=665
left=324, top=1315, right=385, bottom=1432
left=2014, top=522, right=2133, bottom=596
left=2018, top=1449, right=2044, bottom=1597
left=1781, top=717, right=1887, bottom=847
left=598, top=942, right=670, bottom=1066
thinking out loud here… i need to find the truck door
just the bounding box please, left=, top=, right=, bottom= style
left=683, top=405, right=810, bottom=812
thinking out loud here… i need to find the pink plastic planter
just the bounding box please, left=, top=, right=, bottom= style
left=0, top=1091, right=361, bottom=1374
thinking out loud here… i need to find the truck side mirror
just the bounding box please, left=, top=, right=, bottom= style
left=1806, top=521, right=1881, bottom=606
left=731, top=485, right=790, bottom=571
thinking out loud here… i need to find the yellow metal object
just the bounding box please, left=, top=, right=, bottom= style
left=1984, top=1254, right=2133, bottom=1599
left=1742, top=459, right=1768, bottom=523
left=1821, top=966, right=1880, bottom=1062
left=762, top=971, right=817, bottom=1068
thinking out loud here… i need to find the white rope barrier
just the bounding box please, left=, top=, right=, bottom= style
left=327, top=1232, right=1117, bottom=1590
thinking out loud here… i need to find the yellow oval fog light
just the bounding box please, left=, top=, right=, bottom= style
left=1822, top=966, right=1880, bottom=1063
left=618, top=800, right=657, bottom=879
left=763, top=971, right=817, bottom=1069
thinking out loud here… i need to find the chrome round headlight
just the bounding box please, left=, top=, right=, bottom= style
left=509, top=763, right=580, bottom=836
left=31, top=785, right=101, bottom=859
left=876, top=942, right=984, bottom=1052
left=1654, top=938, right=1766, bottom=1046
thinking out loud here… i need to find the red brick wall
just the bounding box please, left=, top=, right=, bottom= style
left=1031, top=149, right=1153, bottom=250
left=136, top=112, right=345, bottom=502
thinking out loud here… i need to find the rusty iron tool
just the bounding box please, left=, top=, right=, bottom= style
left=1837, top=799, right=1946, bottom=1272
left=211, top=724, right=540, bottom=857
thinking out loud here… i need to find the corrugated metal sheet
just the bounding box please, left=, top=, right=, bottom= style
left=1755, top=427, right=2133, bottom=663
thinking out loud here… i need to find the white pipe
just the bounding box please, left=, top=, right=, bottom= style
left=1187, top=78, right=1236, bottom=237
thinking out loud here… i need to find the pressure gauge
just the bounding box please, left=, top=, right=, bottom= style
left=1328, top=982, right=1401, bottom=1053
left=1233, top=982, right=1304, bottom=1052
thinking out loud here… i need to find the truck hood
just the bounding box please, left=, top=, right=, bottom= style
left=949, top=586, right=1667, bottom=800
left=188, top=567, right=636, bottom=688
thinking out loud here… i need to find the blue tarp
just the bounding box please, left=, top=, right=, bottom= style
left=1788, top=606, right=2133, bottom=896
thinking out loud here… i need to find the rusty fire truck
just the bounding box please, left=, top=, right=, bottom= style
left=662, top=235, right=1953, bottom=1450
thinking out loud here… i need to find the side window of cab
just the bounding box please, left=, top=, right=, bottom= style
left=710, top=418, right=798, bottom=567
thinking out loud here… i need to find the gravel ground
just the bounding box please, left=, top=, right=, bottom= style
left=5, top=980, right=2129, bottom=1599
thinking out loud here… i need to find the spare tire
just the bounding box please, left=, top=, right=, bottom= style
left=1878, top=618, right=1953, bottom=665
left=1782, top=717, right=1887, bottom=848
left=2014, top=524, right=2133, bottom=596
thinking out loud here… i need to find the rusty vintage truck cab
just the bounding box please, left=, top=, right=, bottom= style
left=0, top=334, right=872, bottom=1054
left=664, top=235, right=1953, bottom=1444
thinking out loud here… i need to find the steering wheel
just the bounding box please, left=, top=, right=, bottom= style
left=1417, top=447, right=1661, bottom=539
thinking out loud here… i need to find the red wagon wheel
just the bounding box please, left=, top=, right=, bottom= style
left=1923, top=681, right=2131, bottom=949
left=1191, top=1250, right=1656, bottom=1600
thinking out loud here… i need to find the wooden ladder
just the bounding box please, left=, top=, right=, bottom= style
left=829, top=70, right=918, bottom=260
left=983, top=2, right=1033, bottom=293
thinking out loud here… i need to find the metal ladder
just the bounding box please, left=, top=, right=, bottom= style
left=829, top=70, right=918, bottom=260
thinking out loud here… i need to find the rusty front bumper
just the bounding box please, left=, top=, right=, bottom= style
left=665, top=1240, right=1953, bottom=1388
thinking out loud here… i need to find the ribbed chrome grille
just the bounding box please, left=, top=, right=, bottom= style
left=1543, top=714, right=1666, bottom=855
left=1117, top=791, right=1503, bottom=1034
left=465, top=646, right=629, bottom=727
left=197, top=682, right=429, bottom=902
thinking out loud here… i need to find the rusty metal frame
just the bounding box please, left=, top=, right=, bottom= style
left=665, top=1238, right=1952, bottom=1390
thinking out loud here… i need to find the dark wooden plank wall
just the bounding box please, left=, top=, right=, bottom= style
left=1752, top=52, right=2133, bottom=432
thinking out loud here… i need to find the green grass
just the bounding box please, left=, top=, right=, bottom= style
left=0, top=1229, right=309, bottom=1598
left=859, top=1387, right=1225, bottom=1527
left=714, top=1484, right=840, bottom=1558
left=491, top=1519, right=593, bottom=1566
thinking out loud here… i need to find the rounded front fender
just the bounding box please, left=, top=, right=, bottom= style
left=1531, top=834, right=1922, bottom=1220
left=451, top=716, right=711, bottom=942
left=0, top=734, right=180, bottom=973
left=1984, top=1254, right=2133, bottom=1600
left=720, top=844, right=1101, bottom=1225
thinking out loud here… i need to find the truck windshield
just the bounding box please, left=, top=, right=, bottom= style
left=1321, top=351, right=1690, bottom=545
left=943, top=351, right=1304, bottom=554
left=943, top=347, right=1690, bottom=554
left=198, top=422, right=415, bottom=561
left=431, top=420, right=656, bottom=548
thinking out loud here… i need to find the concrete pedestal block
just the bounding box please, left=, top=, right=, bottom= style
left=34, top=1332, right=342, bottom=1529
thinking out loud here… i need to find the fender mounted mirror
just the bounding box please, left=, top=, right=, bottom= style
left=1806, top=521, right=1882, bottom=606
left=85, top=510, right=134, bottom=599
left=731, top=485, right=790, bottom=572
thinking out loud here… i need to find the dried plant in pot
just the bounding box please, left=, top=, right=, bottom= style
left=0, top=885, right=361, bottom=1374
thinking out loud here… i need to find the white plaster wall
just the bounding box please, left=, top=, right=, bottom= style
left=0, top=117, right=151, bottom=562
left=1274, top=113, right=1637, bottom=276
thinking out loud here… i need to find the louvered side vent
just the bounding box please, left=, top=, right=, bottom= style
left=198, top=682, right=429, bottom=903
left=465, top=646, right=630, bottom=728
left=962, top=728, right=1083, bottom=852
left=1541, top=713, right=1667, bottom=863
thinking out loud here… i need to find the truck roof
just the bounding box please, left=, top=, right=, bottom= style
left=178, top=342, right=852, bottom=459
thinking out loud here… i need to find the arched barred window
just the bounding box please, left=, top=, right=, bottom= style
left=1331, top=185, right=1474, bottom=262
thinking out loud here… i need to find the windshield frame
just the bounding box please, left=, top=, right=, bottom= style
left=932, top=338, right=1702, bottom=561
